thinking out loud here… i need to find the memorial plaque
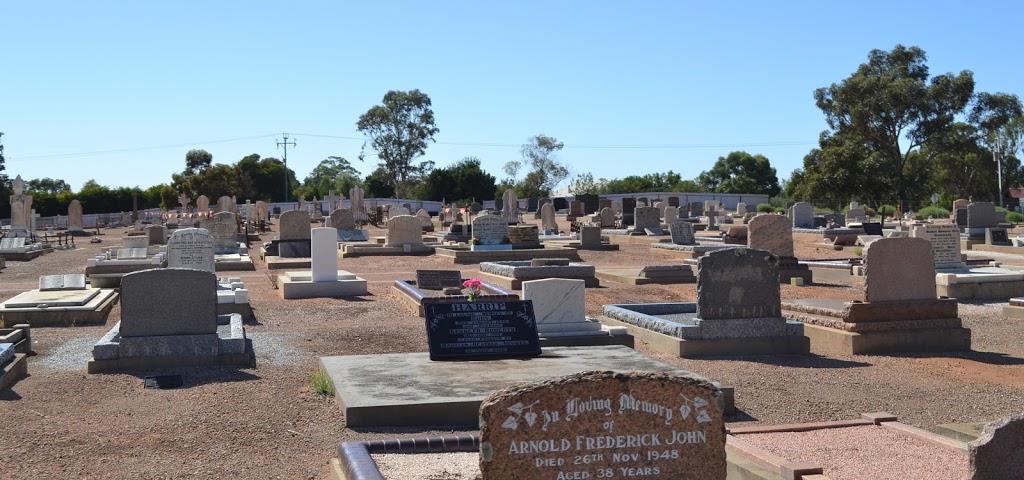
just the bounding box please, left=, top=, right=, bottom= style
left=38, top=274, right=87, bottom=291
left=416, top=270, right=463, bottom=290
left=117, top=247, right=148, bottom=259
left=987, top=228, right=1010, bottom=246
left=424, top=300, right=541, bottom=360
left=911, top=224, right=962, bottom=268
left=862, top=222, right=883, bottom=236
left=167, top=228, right=216, bottom=272
left=479, top=371, right=726, bottom=480
left=0, top=237, right=26, bottom=249
left=473, top=214, right=509, bottom=245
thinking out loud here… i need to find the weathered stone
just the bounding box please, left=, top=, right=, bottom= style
left=122, top=236, right=148, bottom=249
left=502, top=189, right=519, bottom=216
left=953, top=198, right=970, bottom=212
left=863, top=237, right=936, bottom=303
left=279, top=210, right=311, bottom=240
left=167, top=228, right=215, bottom=272
left=473, top=214, right=509, bottom=245
left=540, top=203, right=558, bottom=232
left=911, top=224, right=963, bottom=268
left=969, top=414, right=1024, bottom=480
left=215, top=195, right=234, bottom=213
left=39, top=274, right=87, bottom=291
left=531, top=258, right=571, bottom=267
left=669, top=220, right=695, bottom=245
left=329, top=208, right=355, bottom=230
left=599, top=207, right=615, bottom=227
left=67, top=199, right=85, bottom=231
left=207, top=212, right=239, bottom=254
left=146, top=225, right=167, bottom=245
left=663, top=206, right=679, bottom=224
left=747, top=214, right=793, bottom=257
left=196, top=195, right=210, bottom=214
left=634, top=206, right=660, bottom=232
left=790, top=202, right=814, bottom=228
left=415, top=209, right=433, bottom=227
left=385, top=215, right=424, bottom=247
left=118, top=269, right=218, bottom=337
left=479, top=371, right=726, bottom=480
left=580, top=226, right=602, bottom=247
left=697, top=248, right=780, bottom=319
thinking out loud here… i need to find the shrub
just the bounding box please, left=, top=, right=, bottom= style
left=1007, top=212, right=1024, bottom=223
left=756, top=203, right=774, bottom=213
left=852, top=246, right=863, bottom=257
left=877, top=205, right=897, bottom=217
left=775, top=207, right=787, bottom=214
left=309, top=369, right=334, bottom=397
left=918, top=206, right=950, bottom=219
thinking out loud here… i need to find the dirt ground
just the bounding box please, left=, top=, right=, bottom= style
left=1, top=217, right=1022, bottom=479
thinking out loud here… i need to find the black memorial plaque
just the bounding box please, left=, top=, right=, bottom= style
left=415, top=270, right=463, bottom=290
left=425, top=300, right=542, bottom=360
left=862, top=222, right=883, bottom=236
left=989, top=228, right=1009, bottom=245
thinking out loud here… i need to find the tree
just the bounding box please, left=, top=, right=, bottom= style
left=235, top=154, right=298, bottom=201
left=363, top=167, right=396, bottom=198
left=0, top=132, right=7, bottom=185
left=515, top=134, right=569, bottom=196
left=302, top=156, right=359, bottom=198
left=26, top=178, right=72, bottom=194
left=414, top=157, right=497, bottom=203
left=813, top=45, right=976, bottom=209
left=356, top=89, right=439, bottom=198
left=568, top=173, right=600, bottom=195
left=184, top=149, right=213, bottom=176
left=334, top=174, right=363, bottom=199
left=696, top=151, right=780, bottom=196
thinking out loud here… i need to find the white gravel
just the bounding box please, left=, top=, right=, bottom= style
left=373, top=452, right=481, bottom=480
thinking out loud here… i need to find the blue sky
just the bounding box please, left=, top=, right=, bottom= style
left=2, top=1, right=1021, bottom=192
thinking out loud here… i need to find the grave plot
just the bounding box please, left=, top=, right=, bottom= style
left=522, top=278, right=632, bottom=347
left=478, top=259, right=599, bottom=290
left=650, top=218, right=741, bottom=258
left=204, top=212, right=254, bottom=271
left=0, top=274, right=118, bottom=327
left=278, top=227, right=368, bottom=298
left=262, top=210, right=313, bottom=269
left=0, top=236, right=50, bottom=261
left=329, top=371, right=729, bottom=480
left=0, top=323, right=30, bottom=390
left=391, top=269, right=518, bottom=316
left=165, top=228, right=255, bottom=321
left=782, top=237, right=971, bottom=354
left=433, top=213, right=582, bottom=263
left=595, top=264, right=696, bottom=285
left=86, top=235, right=168, bottom=287
left=325, top=208, right=369, bottom=242
left=747, top=214, right=812, bottom=284
left=88, top=268, right=251, bottom=373
left=600, top=248, right=809, bottom=357
left=339, top=215, right=437, bottom=257
left=918, top=222, right=1024, bottom=299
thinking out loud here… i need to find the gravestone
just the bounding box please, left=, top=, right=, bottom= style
left=668, top=196, right=680, bottom=207
left=522, top=278, right=600, bottom=336
left=747, top=214, right=793, bottom=258
left=863, top=237, right=935, bottom=303
left=279, top=211, right=311, bottom=241
left=598, top=199, right=611, bottom=210
left=663, top=206, right=679, bottom=224
left=688, top=202, right=703, bottom=218
left=67, top=200, right=85, bottom=232
left=385, top=215, right=424, bottom=247
left=389, top=206, right=411, bottom=218
left=527, top=198, right=539, bottom=213
left=986, top=228, right=1010, bottom=246
left=329, top=208, right=356, bottom=230
left=552, top=198, right=567, bottom=212
left=846, top=208, right=866, bottom=222
left=735, top=202, right=746, bottom=215
left=122, top=236, right=148, bottom=249
left=196, top=195, right=210, bottom=214
left=415, top=270, right=463, bottom=290
left=167, top=228, right=216, bottom=272
left=117, top=247, right=148, bottom=259
left=704, top=199, right=720, bottom=212
left=416, top=209, right=433, bottom=228
left=862, top=222, right=883, bottom=236
left=697, top=248, right=780, bottom=320
left=310, top=227, right=338, bottom=282
left=119, top=268, right=218, bottom=337
left=621, top=198, right=636, bottom=225
left=255, top=201, right=268, bottom=222
left=423, top=300, right=541, bottom=360
left=954, top=208, right=968, bottom=227
left=969, top=414, right=1024, bottom=480
left=610, top=201, right=622, bottom=216
left=790, top=202, right=814, bottom=228
left=911, top=224, right=964, bottom=269
left=967, top=202, right=997, bottom=229
left=637, top=197, right=648, bottom=207
left=215, top=196, right=234, bottom=213
left=540, top=203, right=558, bottom=233
left=479, top=371, right=726, bottom=480
left=39, top=274, right=87, bottom=291
left=599, top=207, right=615, bottom=227
left=953, top=199, right=970, bottom=212
left=669, top=220, right=695, bottom=245
left=207, top=212, right=239, bottom=254
left=634, top=206, right=661, bottom=233
left=569, top=201, right=585, bottom=216
left=473, top=214, right=509, bottom=245
left=576, top=193, right=599, bottom=214
left=502, top=189, right=519, bottom=216
left=849, top=201, right=859, bottom=210
left=146, top=225, right=167, bottom=245
left=349, top=185, right=365, bottom=214
left=580, top=226, right=602, bottom=247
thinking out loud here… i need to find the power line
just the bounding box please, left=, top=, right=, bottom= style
left=7, top=133, right=280, bottom=161
left=276, top=133, right=297, bottom=202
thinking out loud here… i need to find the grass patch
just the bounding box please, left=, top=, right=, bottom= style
left=309, top=369, right=334, bottom=397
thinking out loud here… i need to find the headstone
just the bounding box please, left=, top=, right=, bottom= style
left=385, top=215, right=424, bottom=247
left=863, top=237, right=935, bottom=303
left=663, top=206, right=679, bottom=224
left=622, top=198, right=637, bottom=225
left=479, top=371, right=726, bottom=480
left=704, top=200, right=719, bottom=213
left=790, top=202, right=814, bottom=228
left=279, top=211, right=311, bottom=240
left=472, top=214, right=509, bottom=245
left=846, top=208, right=866, bottom=222
left=953, top=199, right=969, bottom=212
left=669, top=220, right=695, bottom=245
left=540, top=203, right=558, bottom=233
left=969, top=414, right=1024, bottom=480
left=415, top=209, right=433, bottom=227
left=167, top=228, right=216, bottom=272
left=255, top=201, right=268, bottom=222
left=954, top=208, right=968, bottom=227
left=911, top=224, right=963, bottom=268
left=521, top=278, right=598, bottom=335
left=576, top=193, right=599, bottom=214
left=862, top=222, right=883, bottom=236
left=570, top=201, right=585, bottom=216
left=746, top=215, right=793, bottom=257
left=207, top=212, right=239, bottom=254
left=423, top=300, right=541, bottom=360
left=697, top=248, right=780, bottom=320
left=502, top=189, right=519, bottom=216
left=986, top=228, right=1010, bottom=246
left=215, top=196, right=234, bottom=213
left=310, top=227, right=338, bottom=282
left=849, top=201, right=859, bottom=210
left=598, top=199, right=611, bottom=210
left=119, top=269, right=218, bottom=337
left=349, top=185, right=365, bottom=220
left=667, top=196, right=680, bottom=207
left=67, top=200, right=85, bottom=232
left=146, top=225, right=167, bottom=245
left=599, top=207, right=615, bottom=228
left=389, top=206, right=411, bottom=218
left=329, top=208, right=356, bottom=230
left=122, top=236, right=148, bottom=249
left=580, top=226, right=602, bottom=247
left=967, top=202, right=997, bottom=228
left=39, top=274, right=87, bottom=291
left=735, top=202, right=746, bottom=215
left=196, top=195, right=210, bottom=214
left=552, top=198, right=567, bottom=212
left=117, top=247, right=148, bottom=259
left=610, top=201, right=622, bottom=216
left=415, top=270, right=463, bottom=290
left=688, top=202, right=703, bottom=218
left=634, top=206, right=660, bottom=232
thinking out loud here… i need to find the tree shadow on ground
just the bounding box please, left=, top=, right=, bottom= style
left=695, top=353, right=871, bottom=369
left=881, top=350, right=1024, bottom=366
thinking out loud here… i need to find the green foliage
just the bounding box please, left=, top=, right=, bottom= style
left=877, top=205, right=897, bottom=218
left=507, top=134, right=569, bottom=197
left=308, top=370, right=334, bottom=397
left=334, top=173, right=363, bottom=198
left=600, top=171, right=698, bottom=194
left=697, top=151, right=780, bottom=196
left=363, top=167, right=396, bottom=198
left=756, top=203, right=774, bottom=213
left=1007, top=212, right=1023, bottom=223
left=357, top=89, right=439, bottom=198
left=852, top=246, right=863, bottom=257
left=775, top=207, right=787, bottom=214
left=26, top=178, right=71, bottom=194
left=302, top=156, right=359, bottom=199
left=918, top=206, right=951, bottom=218
left=413, top=157, right=496, bottom=203
left=236, top=154, right=299, bottom=202
left=184, top=149, right=213, bottom=176
left=568, top=173, right=600, bottom=195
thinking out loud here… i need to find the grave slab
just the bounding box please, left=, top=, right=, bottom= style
left=319, top=345, right=734, bottom=427
left=0, top=288, right=118, bottom=327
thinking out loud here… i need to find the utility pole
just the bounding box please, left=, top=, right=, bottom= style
left=276, top=133, right=297, bottom=202
left=996, top=147, right=1004, bottom=209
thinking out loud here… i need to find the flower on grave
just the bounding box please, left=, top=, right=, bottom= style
left=471, top=236, right=482, bottom=245
left=462, top=278, right=484, bottom=302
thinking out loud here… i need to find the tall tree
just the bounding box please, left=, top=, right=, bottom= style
left=302, top=156, right=359, bottom=198
left=697, top=151, right=780, bottom=196
left=513, top=134, right=569, bottom=197
left=813, top=45, right=976, bottom=209
left=356, top=89, right=439, bottom=198
left=184, top=149, right=213, bottom=176
left=235, top=154, right=298, bottom=201
left=414, top=157, right=496, bottom=203
left=26, top=178, right=72, bottom=194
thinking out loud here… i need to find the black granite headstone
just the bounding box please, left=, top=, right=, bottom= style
left=416, top=270, right=463, bottom=290
left=576, top=194, right=599, bottom=214
left=279, top=239, right=312, bottom=258
left=553, top=198, right=568, bottom=211
left=621, top=198, right=637, bottom=226
left=862, top=222, right=883, bottom=236
left=813, top=217, right=827, bottom=228
left=527, top=198, right=539, bottom=212
left=424, top=301, right=542, bottom=360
